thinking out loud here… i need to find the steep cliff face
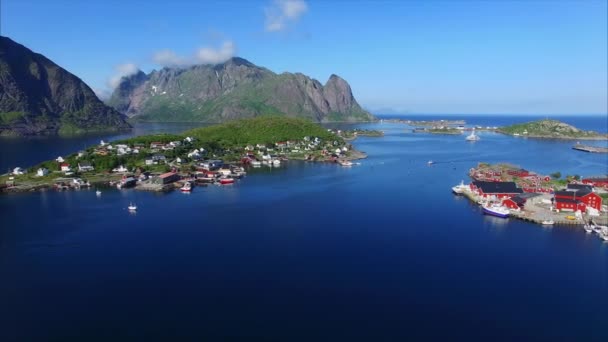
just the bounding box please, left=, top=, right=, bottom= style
left=108, top=57, right=375, bottom=123
left=0, top=36, right=131, bottom=136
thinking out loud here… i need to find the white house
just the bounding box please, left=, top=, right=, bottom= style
left=12, top=167, right=25, bottom=175
left=175, top=157, right=182, bottom=164
left=335, top=148, right=342, bottom=154
left=60, top=163, right=71, bottom=172
left=145, top=158, right=154, bottom=166
left=78, top=162, right=94, bottom=172
left=36, top=168, right=49, bottom=177
left=112, top=165, right=128, bottom=173
left=56, top=156, right=64, bottom=163
left=184, top=136, right=194, bottom=143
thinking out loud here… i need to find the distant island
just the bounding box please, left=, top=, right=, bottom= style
left=1, top=117, right=372, bottom=193
left=108, top=57, right=376, bottom=123
left=0, top=36, right=131, bottom=136
left=497, top=119, right=608, bottom=140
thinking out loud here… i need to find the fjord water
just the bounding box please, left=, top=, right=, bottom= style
left=1, top=115, right=607, bottom=340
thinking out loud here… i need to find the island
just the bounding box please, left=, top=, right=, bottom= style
left=451, top=162, right=608, bottom=234
left=1, top=117, right=372, bottom=193
left=497, top=119, right=608, bottom=140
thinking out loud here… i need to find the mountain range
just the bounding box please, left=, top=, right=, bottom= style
left=108, top=57, right=375, bottom=123
left=0, top=36, right=131, bottom=136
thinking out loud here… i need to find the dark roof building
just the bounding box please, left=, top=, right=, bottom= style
left=567, top=183, right=593, bottom=192
left=472, top=181, right=524, bottom=194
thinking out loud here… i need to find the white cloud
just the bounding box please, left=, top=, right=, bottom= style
left=196, top=41, right=236, bottom=64
left=265, top=0, right=308, bottom=32
left=93, top=87, right=111, bottom=100
left=152, top=40, right=236, bottom=67
left=153, top=50, right=189, bottom=67
left=107, top=63, right=139, bottom=89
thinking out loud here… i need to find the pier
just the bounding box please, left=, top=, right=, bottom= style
left=572, top=144, right=608, bottom=153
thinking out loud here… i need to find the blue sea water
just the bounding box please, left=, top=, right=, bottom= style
left=1, top=115, right=608, bottom=341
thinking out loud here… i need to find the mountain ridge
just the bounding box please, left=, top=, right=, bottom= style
left=0, top=36, right=131, bottom=136
left=108, top=57, right=376, bottom=123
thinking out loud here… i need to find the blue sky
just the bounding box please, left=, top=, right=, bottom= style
left=2, top=0, right=607, bottom=114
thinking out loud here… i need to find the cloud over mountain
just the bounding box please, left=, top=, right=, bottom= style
left=152, top=40, right=236, bottom=67
left=265, top=0, right=308, bottom=32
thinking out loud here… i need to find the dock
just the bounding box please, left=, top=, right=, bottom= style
left=572, top=144, right=608, bottom=153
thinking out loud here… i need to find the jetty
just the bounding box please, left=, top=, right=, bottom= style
left=572, top=144, right=608, bottom=153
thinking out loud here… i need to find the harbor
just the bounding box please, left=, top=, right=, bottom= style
left=452, top=163, right=608, bottom=241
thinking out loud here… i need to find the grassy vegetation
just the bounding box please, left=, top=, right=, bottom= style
left=184, top=116, right=337, bottom=147
left=0, top=111, right=25, bottom=124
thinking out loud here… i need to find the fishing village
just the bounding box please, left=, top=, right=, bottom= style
left=451, top=162, right=608, bottom=241
left=0, top=117, right=382, bottom=196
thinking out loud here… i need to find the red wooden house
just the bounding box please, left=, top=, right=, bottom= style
left=554, top=189, right=602, bottom=211
left=582, top=177, right=608, bottom=189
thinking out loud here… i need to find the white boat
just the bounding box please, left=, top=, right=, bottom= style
left=180, top=181, right=192, bottom=192
left=541, top=220, right=554, bottom=226
left=427, top=160, right=434, bottom=165
left=272, top=159, right=281, bottom=166
left=451, top=180, right=468, bottom=195
left=339, top=160, right=353, bottom=167
left=96, top=190, right=102, bottom=196
left=466, top=129, right=480, bottom=141
left=251, top=160, right=261, bottom=167
left=482, top=204, right=510, bottom=218
left=128, top=203, right=137, bottom=211
left=584, top=224, right=594, bottom=233
left=600, top=227, right=608, bottom=241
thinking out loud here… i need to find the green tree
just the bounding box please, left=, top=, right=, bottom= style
left=550, top=172, right=561, bottom=179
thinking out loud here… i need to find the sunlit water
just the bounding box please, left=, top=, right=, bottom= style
left=1, top=115, right=607, bottom=340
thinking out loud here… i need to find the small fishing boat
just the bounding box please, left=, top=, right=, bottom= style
left=584, top=224, right=594, bottom=233
left=565, top=215, right=576, bottom=220
left=128, top=203, right=137, bottom=211
left=339, top=160, right=353, bottom=167
left=482, top=204, right=510, bottom=218
left=180, top=181, right=192, bottom=192
left=427, top=160, right=434, bottom=165
left=466, top=128, right=480, bottom=141
left=541, top=219, right=554, bottom=226
left=96, top=190, right=102, bottom=196
left=272, top=159, right=281, bottom=166
left=219, top=177, right=235, bottom=185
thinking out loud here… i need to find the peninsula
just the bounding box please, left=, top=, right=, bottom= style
left=1, top=117, right=371, bottom=193
left=452, top=162, right=608, bottom=231
left=497, top=119, right=608, bottom=140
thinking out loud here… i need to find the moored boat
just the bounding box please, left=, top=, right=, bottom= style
left=338, top=160, right=353, bottom=167
left=482, top=204, right=510, bottom=218
left=584, top=224, right=594, bottom=233
left=451, top=180, right=468, bottom=195
left=219, top=177, right=235, bottom=185
left=541, top=220, right=554, bottom=226
left=128, top=203, right=137, bottom=211
left=180, top=181, right=192, bottom=192
left=96, top=190, right=102, bottom=196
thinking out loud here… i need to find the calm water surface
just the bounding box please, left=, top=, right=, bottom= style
left=1, top=115, right=607, bottom=341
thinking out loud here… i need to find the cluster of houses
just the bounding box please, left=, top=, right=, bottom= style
left=468, top=180, right=604, bottom=216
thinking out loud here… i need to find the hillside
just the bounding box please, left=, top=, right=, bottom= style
left=107, top=57, right=375, bottom=123
left=0, top=36, right=131, bottom=136
left=498, top=119, right=608, bottom=140
left=183, top=116, right=337, bottom=146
